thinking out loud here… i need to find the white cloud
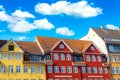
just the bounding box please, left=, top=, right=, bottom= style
left=0, top=5, right=54, bottom=33
left=18, top=36, right=26, bottom=41
left=56, top=27, right=74, bottom=36
left=8, top=20, right=35, bottom=33
left=35, top=1, right=102, bottom=18
left=34, top=18, right=54, bottom=30
left=12, top=10, right=35, bottom=18
left=106, top=24, right=119, bottom=30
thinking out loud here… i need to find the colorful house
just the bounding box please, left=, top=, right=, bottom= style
left=82, top=27, right=120, bottom=80
left=0, top=40, right=46, bottom=80
left=36, top=36, right=110, bottom=80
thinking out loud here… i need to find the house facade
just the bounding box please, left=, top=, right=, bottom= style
left=36, top=36, right=110, bottom=80
left=0, top=40, right=46, bottom=80
left=81, top=27, right=120, bottom=80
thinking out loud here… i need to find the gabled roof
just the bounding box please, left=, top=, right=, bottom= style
left=92, top=28, right=120, bottom=39
left=36, top=36, right=91, bottom=54
left=16, top=41, right=42, bottom=54
left=0, top=40, right=7, bottom=48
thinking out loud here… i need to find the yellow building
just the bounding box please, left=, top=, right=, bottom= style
left=0, top=40, right=46, bottom=80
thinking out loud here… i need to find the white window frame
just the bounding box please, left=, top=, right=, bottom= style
left=16, top=66, right=21, bottom=73
left=86, top=55, right=90, bottom=61
left=54, top=66, right=59, bottom=73
left=54, top=53, right=58, bottom=60
left=24, top=66, right=28, bottom=73
left=60, top=54, right=65, bottom=60
left=93, top=67, right=97, bottom=74
left=1, top=53, right=6, bottom=60
left=87, top=67, right=92, bottom=74
left=66, top=54, right=71, bottom=61
left=16, top=54, right=21, bottom=60
left=9, top=65, right=13, bottom=73
left=98, top=67, right=102, bottom=74
left=97, top=55, right=101, bottom=62
left=104, top=67, right=108, bottom=74
left=59, top=44, right=64, bottom=49
left=81, top=67, right=86, bottom=74
left=61, top=66, right=66, bottom=73
left=9, top=54, right=14, bottom=60
left=38, top=66, right=43, bottom=73
left=74, top=66, right=78, bottom=73
left=92, top=55, right=96, bottom=62
left=48, top=66, right=52, bottom=73
left=1, top=65, right=6, bottom=73
left=67, top=66, right=72, bottom=73
left=31, top=66, right=36, bottom=73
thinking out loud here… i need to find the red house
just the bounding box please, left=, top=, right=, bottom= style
left=35, top=36, right=110, bottom=80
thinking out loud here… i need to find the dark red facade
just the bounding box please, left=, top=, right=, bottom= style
left=45, top=41, right=110, bottom=80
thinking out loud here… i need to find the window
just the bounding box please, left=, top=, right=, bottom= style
left=0, top=65, right=6, bottom=73
left=1, top=53, right=6, bottom=59
left=31, top=66, right=36, bottom=73
left=99, top=78, right=104, bottom=80
left=78, top=55, right=83, bottom=61
left=9, top=65, right=13, bottom=73
left=38, top=66, right=42, bottom=73
left=97, top=56, right=101, bottom=62
left=48, top=66, right=52, bottom=73
left=105, top=78, right=109, bottom=80
left=108, top=44, right=120, bottom=53
left=59, top=44, right=64, bottom=49
left=115, top=56, right=119, bottom=62
left=16, top=54, right=21, bottom=60
left=9, top=45, right=14, bottom=51
left=67, top=66, right=72, bottom=73
left=98, top=67, right=102, bottom=74
left=92, top=55, right=96, bottom=62
left=45, top=55, right=50, bottom=60
left=116, top=67, right=120, bottom=74
left=60, top=54, right=65, bottom=60
left=81, top=67, right=86, bottom=73
left=54, top=53, right=58, bottom=60
left=93, top=67, right=97, bottom=74
left=90, top=46, right=95, bottom=51
left=104, top=67, right=108, bottom=74
left=86, top=55, right=90, bottom=61
left=9, top=54, right=14, bottom=60
left=16, top=66, right=21, bottom=73
left=66, top=54, right=71, bottom=61
left=24, top=66, right=28, bottom=73
left=110, top=67, right=115, bottom=74
left=61, top=66, right=66, bottom=73
left=74, top=66, right=78, bottom=73
left=87, top=67, right=92, bottom=74
left=110, top=56, right=113, bottom=62
left=54, top=66, right=59, bottom=73
left=82, top=78, right=87, bottom=80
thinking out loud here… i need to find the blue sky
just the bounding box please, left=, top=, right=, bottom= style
left=0, top=0, right=120, bottom=41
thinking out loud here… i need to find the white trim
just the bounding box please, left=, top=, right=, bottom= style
left=55, top=76, right=72, bottom=77
left=88, top=76, right=103, bottom=77
left=51, top=39, right=73, bottom=52
left=0, top=40, right=24, bottom=53
left=35, top=37, right=44, bottom=54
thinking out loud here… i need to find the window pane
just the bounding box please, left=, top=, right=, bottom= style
left=86, top=55, right=90, bottom=61
left=24, top=66, right=28, bottom=73
left=66, top=54, right=71, bottom=61
left=54, top=53, right=58, bottom=60
left=92, top=55, right=96, bottom=62
left=48, top=66, right=52, bottom=73
left=54, top=66, right=59, bottom=73
left=60, top=54, right=65, bottom=60
left=87, top=67, right=92, bottom=74
left=81, top=67, right=86, bottom=73
left=97, top=56, right=101, bottom=62
left=67, top=66, right=72, bottom=73
left=74, top=66, right=78, bottom=73
left=16, top=54, right=21, bottom=60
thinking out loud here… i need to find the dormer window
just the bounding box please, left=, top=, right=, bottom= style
left=9, top=45, right=14, bottom=51
left=90, top=46, right=95, bottom=51
left=59, top=44, right=64, bottom=49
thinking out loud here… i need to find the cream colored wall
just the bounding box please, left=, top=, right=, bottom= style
left=0, top=41, right=46, bottom=80
left=81, top=28, right=108, bottom=54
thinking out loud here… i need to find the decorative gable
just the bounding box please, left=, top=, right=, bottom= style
left=52, top=40, right=73, bottom=52
left=85, top=44, right=100, bottom=53
left=0, top=40, right=23, bottom=52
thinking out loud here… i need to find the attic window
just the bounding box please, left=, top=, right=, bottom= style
left=90, top=46, right=95, bottom=51
left=9, top=45, right=14, bottom=51
left=45, top=45, right=49, bottom=48
left=59, top=44, right=64, bottom=49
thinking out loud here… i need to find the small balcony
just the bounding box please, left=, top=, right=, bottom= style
left=72, top=55, right=86, bottom=66
left=44, top=60, right=54, bottom=65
